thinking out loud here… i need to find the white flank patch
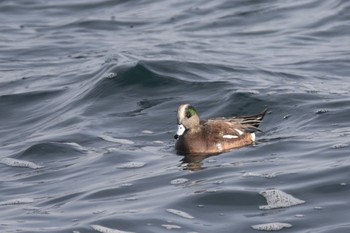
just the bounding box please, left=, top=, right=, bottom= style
left=235, top=128, right=244, bottom=135
left=223, top=135, right=238, bottom=139
left=91, top=225, right=134, bottom=233
left=242, top=172, right=276, bottom=178
left=251, top=133, right=256, bottom=142
left=0, top=158, right=44, bottom=169
left=166, top=208, right=194, bottom=219
left=216, top=143, right=223, bottom=152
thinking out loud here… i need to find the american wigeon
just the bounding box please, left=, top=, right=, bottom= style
left=174, top=104, right=267, bottom=155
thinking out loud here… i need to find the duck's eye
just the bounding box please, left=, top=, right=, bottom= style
left=186, top=107, right=196, bottom=118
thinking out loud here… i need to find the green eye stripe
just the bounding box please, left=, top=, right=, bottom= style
left=186, top=107, right=196, bottom=118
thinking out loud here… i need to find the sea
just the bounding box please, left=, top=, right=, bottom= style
left=1, top=0, right=350, bottom=232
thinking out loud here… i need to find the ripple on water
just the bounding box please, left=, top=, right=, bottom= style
left=166, top=208, right=194, bottom=219
left=99, top=135, right=135, bottom=145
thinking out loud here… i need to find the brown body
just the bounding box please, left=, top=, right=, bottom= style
left=174, top=104, right=267, bottom=156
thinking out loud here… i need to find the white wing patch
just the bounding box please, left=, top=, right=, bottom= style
left=235, top=129, right=244, bottom=135
left=223, top=135, right=238, bottom=139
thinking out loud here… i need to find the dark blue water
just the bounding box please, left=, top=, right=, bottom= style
left=1, top=0, right=350, bottom=232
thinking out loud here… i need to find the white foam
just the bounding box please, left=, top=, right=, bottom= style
left=99, top=135, right=134, bottom=145
left=170, top=178, right=189, bottom=185
left=0, top=198, right=34, bottom=206
left=166, top=208, right=194, bottom=219
left=161, top=224, right=181, bottom=230
left=117, top=162, right=145, bottom=169
left=152, top=140, right=164, bottom=144
left=251, top=222, right=292, bottom=231
left=91, top=225, right=134, bottom=233
left=242, top=172, right=276, bottom=178
left=141, top=130, right=153, bottom=134
left=1, top=158, right=44, bottom=169
left=259, top=189, right=305, bottom=210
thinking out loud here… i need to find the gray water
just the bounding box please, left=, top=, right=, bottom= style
left=1, top=0, right=350, bottom=232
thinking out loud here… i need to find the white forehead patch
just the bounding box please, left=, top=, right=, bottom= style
left=223, top=135, right=238, bottom=139
left=177, top=104, right=189, bottom=122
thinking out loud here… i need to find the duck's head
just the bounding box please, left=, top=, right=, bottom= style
left=174, top=104, right=200, bottom=139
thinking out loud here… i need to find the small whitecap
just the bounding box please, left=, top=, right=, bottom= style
left=152, top=140, right=164, bottom=144
left=170, top=178, right=189, bottom=185
left=117, top=162, right=145, bottom=169
left=141, top=130, right=153, bottom=134
left=166, top=208, right=194, bottom=219
left=259, top=189, right=305, bottom=210
left=0, top=198, right=34, bottom=206
left=107, top=148, right=119, bottom=152
left=105, top=72, right=118, bottom=79
left=121, top=183, right=133, bottom=187
left=295, top=214, right=304, bottom=218
left=1, top=158, right=44, bottom=169
left=251, top=222, right=292, bottom=231
left=161, top=224, right=181, bottom=230
left=207, top=159, right=217, bottom=163
left=340, top=182, right=347, bottom=186
left=125, top=197, right=137, bottom=201
left=99, top=135, right=135, bottom=145
left=331, top=143, right=349, bottom=149
left=213, top=180, right=224, bottom=184
left=242, top=172, right=276, bottom=178
left=206, top=189, right=218, bottom=193
left=314, top=206, right=323, bottom=210
left=315, top=109, right=328, bottom=114
left=91, top=224, right=134, bottom=233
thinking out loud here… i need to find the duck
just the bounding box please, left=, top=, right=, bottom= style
left=174, top=104, right=267, bottom=155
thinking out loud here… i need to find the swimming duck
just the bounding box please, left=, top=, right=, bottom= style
left=174, top=104, right=267, bottom=155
